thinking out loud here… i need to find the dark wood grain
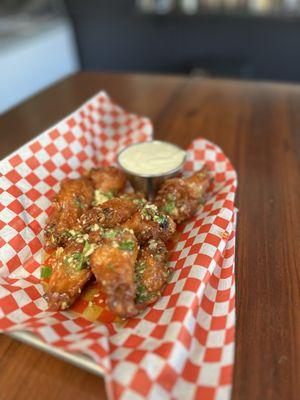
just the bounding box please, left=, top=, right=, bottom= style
left=0, top=72, right=299, bottom=400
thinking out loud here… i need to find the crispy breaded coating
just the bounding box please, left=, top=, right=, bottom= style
left=89, top=166, right=126, bottom=195
left=123, top=203, right=176, bottom=244
left=90, top=228, right=139, bottom=317
left=42, top=163, right=210, bottom=317
left=44, top=177, right=94, bottom=252
left=155, top=165, right=211, bottom=223
left=134, top=239, right=169, bottom=307
left=119, top=192, right=147, bottom=206
left=42, top=238, right=95, bottom=310
left=80, top=197, right=139, bottom=231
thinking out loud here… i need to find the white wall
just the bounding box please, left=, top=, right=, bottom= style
left=0, top=16, right=80, bottom=114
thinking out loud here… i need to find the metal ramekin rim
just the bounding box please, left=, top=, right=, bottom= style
left=117, top=140, right=187, bottom=178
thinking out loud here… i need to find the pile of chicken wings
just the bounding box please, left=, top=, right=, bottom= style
left=42, top=165, right=210, bottom=318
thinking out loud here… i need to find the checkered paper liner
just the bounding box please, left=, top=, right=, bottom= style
left=0, top=92, right=237, bottom=400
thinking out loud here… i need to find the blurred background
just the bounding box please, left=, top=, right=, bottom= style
left=1, top=0, right=300, bottom=113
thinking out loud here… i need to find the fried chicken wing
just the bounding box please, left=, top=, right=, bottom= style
left=123, top=203, right=176, bottom=244
left=90, top=228, right=139, bottom=317
left=184, top=165, right=211, bottom=199
left=80, top=197, right=139, bottom=232
left=134, top=239, right=169, bottom=308
left=42, top=239, right=95, bottom=310
left=155, top=165, right=211, bottom=223
left=89, top=166, right=126, bottom=195
left=120, top=192, right=147, bottom=207
left=42, top=162, right=210, bottom=317
left=44, top=177, right=94, bottom=252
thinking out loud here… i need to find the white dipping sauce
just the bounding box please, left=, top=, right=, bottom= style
left=118, top=141, right=186, bottom=176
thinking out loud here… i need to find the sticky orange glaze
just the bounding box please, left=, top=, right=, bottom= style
left=71, top=281, right=120, bottom=324
left=42, top=252, right=120, bottom=323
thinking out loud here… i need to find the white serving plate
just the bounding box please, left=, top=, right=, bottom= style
left=8, top=331, right=104, bottom=376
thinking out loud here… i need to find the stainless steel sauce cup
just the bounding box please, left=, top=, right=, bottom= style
left=117, top=140, right=187, bottom=201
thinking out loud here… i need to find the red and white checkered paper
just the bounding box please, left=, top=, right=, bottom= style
left=0, top=92, right=237, bottom=400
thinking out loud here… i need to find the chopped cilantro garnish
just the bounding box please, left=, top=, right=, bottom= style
left=72, top=253, right=83, bottom=260
left=63, top=231, right=71, bottom=238
left=93, top=189, right=114, bottom=206
left=103, top=229, right=117, bottom=239
left=135, top=261, right=146, bottom=274
left=164, top=200, right=175, bottom=214
left=62, top=230, right=79, bottom=239
left=64, top=240, right=96, bottom=271
left=161, top=194, right=175, bottom=214
left=141, top=207, right=151, bottom=220
left=73, top=253, right=85, bottom=270
left=134, top=261, right=155, bottom=303
left=153, top=214, right=168, bottom=225
left=41, top=265, right=52, bottom=279
left=135, top=284, right=154, bottom=303
left=83, top=240, right=96, bottom=257
left=119, top=241, right=135, bottom=251
left=106, top=191, right=114, bottom=199
left=65, top=252, right=84, bottom=270
left=133, top=198, right=146, bottom=205
left=74, top=196, right=84, bottom=209
left=45, top=225, right=55, bottom=234
left=83, top=241, right=91, bottom=254
left=141, top=204, right=158, bottom=219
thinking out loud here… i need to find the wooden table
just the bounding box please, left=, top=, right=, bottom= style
left=0, top=72, right=299, bottom=400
